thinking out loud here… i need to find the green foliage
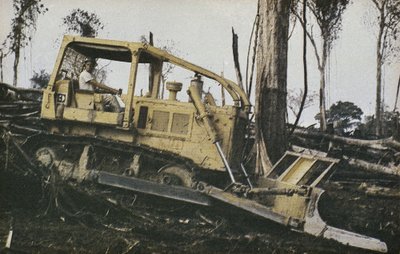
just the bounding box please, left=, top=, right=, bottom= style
left=30, top=69, right=49, bottom=88
left=2, top=0, right=48, bottom=86
left=60, top=9, right=104, bottom=81
left=62, top=9, right=104, bottom=37
left=358, top=110, right=398, bottom=138
left=2, top=0, right=48, bottom=54
left=315, top=101, right=363, bottom=133
left=308, top=0, right=350, bottom=47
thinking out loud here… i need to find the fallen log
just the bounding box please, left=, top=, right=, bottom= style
left=344, top=156, right=400, bottom=176
left=0, top=82, right=42, bottom=94
left=358, top=182, right=400, bottom=198
left=293, top=129, right=400, bottom=151
left=0, top=111, right=40, bottom=119
left=0, top=101, right=41, bottom=106
left=0, top=82, right=42, bottom=102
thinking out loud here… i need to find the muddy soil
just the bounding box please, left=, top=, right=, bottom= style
left=0, top=164, right=399, bottom=254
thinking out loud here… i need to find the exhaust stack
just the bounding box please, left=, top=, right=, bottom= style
left=166, top=81, right=182, bottom=101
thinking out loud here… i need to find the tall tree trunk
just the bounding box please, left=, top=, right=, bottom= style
left=376, top=54, right=382, bottom=137
left=394, top=73, right=400, bottom=111
left=319, top=40, right=329, bottom=132
left=375, top=4, right=385, bottom=137
left=13, top=34, right=21, bottom=87
left=319, top=67, right=327, bottom=131
left=255, top=0, right=290, bottom=172
left=12, top=19, right=23, bottom=87
left=0, top=50, right=3, bottom=82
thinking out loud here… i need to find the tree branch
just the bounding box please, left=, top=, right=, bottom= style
left=289, top=0, right=308, bottom=138
left=292, top=9, right=322, bottom=68
left=245, top=13, right=258, bottom=96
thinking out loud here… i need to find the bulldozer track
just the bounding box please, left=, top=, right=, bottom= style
left=22, top=132, right=197, bottom=173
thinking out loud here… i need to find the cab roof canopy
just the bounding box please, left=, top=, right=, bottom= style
left=69, top=41, right=159, bottom=64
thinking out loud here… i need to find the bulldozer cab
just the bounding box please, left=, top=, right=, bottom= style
left=42, top=36, right=250, bottom=125
left=42, top=37, right=135, bottom=126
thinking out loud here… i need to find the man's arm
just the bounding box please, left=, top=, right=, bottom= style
left=88, top=80, right=119, bottom=94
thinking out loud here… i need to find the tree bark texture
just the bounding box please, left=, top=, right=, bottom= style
left=255, top=0, right=290, bottom=169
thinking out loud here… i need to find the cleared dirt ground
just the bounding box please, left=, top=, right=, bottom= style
left=0, top=163, right=399, bottom=254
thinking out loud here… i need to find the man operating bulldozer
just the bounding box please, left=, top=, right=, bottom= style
left=79, top=58, right=123, bottom=112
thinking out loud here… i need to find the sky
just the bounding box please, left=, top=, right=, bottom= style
left=0, top=0, right=399, bottom=126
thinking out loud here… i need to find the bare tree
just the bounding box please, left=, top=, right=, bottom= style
left=289, top=0, right=308, bottom=137
left=255, top=0, right=291, bottom=172
left=287, top=89, right=318, bottom=118
left=292, top=0, right=350, bottom=131
left=369, top=0, right=400, bottom=136
left=2, top=0, right=48, bottom=87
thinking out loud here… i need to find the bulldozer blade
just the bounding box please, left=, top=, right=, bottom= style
left=92, top=171, right=213, bottom=206
left=304, top=189, right=388, bottom=253
left=259, top=151, right=388, bottom=252
left=91, top=171, right=387, bottom=252
left=199, top=183, right=388, bottom=253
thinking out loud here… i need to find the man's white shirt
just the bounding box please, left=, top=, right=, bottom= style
left=79, top=70, right=95, bottom=91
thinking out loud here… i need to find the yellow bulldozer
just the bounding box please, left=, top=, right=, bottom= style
left=4, top=35, right=388, bottom=252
